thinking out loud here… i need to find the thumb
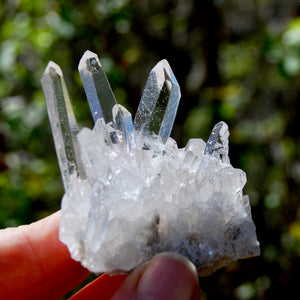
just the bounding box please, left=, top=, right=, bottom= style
left=112, top=252, right=201, bottom=300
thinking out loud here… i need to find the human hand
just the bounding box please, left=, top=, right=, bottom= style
left=0, top=212, right=201, bottom=300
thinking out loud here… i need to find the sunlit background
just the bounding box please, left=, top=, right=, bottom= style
left=1, top=0, right=300, bottom=299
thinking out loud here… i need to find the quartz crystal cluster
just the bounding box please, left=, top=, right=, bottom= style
left=41, top=51, right=260, bottom=276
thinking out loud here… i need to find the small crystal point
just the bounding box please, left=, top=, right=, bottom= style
left=112, top=104, right=136, bottom=150
left=204, top=121, right=229, bottom=163
left=78, top=50, right=118, bottom=124
left=93, top=118, right=119, bottom=149
left=41, top=61, right=86, bottom=190
left=185, top=139, right=206, bottom=154
left=133, top=59, right=181, bottom=143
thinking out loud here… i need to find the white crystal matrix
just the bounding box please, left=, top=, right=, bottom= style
left=59, top=120, right=260, bottom=275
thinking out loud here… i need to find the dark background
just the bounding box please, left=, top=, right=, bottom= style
left=0, top=0, right=299, bottom=299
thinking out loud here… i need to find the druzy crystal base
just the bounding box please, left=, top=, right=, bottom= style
left=41, top=51, right=260, bottom=276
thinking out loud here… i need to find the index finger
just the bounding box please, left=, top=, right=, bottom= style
left=0, top=211, right=89, bottom=300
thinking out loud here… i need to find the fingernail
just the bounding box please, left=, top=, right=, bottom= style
left=136, top=252, right=200, bottom=300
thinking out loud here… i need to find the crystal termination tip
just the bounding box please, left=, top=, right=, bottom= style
left=78, top=50, right=102, bottom=71
left=44, top=61, right=63, bottom=77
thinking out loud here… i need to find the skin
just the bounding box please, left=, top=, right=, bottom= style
left=0, top=211, right=201, bottom=300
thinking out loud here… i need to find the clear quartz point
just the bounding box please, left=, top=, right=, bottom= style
left=112, top=104, right=136, bottom=151
left=204, top=121, right=230, bottom=163
left=41, top=61, right=86, bottom=190
left=78, top=50, right=118, bottom=124
left=93, top=118, right=118, bottom=148
left=133, top=59, right=181, bottom=143
left=185, top=138, right=206, bottom=154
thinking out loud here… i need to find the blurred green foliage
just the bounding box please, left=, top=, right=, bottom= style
left=0, top=0, right=300, bottom=299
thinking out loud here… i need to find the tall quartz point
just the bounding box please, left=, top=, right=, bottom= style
left=78, top=50, right=117, bottom=124
left=134, top=59, right=181, bottom=143
left=41, top=62, right=85, bottom=190
left=42, top=55, right=260, bottom=276
left=79, top=51, right=134, bottom=150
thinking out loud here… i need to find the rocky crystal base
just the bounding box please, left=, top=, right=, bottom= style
left=41, top=51, right=260, bottom=276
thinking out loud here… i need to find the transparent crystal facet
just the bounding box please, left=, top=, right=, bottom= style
left=204, top=121, right=229, bottom=163
left=41, top=61, right=86, bottom=190
left=78, top=50, right=118, bottom=124
left=185, top=138, right=206, bottom=155
left=133, top=59, right=181, bottom=143
left=112, top=104, right=136, bottom=151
